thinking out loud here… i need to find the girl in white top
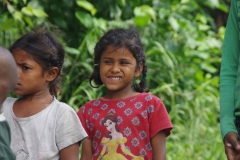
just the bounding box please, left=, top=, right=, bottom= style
left=2, top=27, right=87, bottom=160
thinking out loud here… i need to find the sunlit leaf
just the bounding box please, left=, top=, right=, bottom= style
left=93, top=18, right=107, bottom=30
left=134, top=5, right=156, bottom=21
left=7, top=4, right=15, bottom=13
left=13, top=11, right=22, bottom=21
left=75, top=11, right=93, bottom=28
left=218, top=3, right=229, bottom=13
left=133, top=16, right=150, bottom=27
left=76, top=0, right=97, bottom=15
left=168, top=15, right=179, bottom=31
left=201, top=63, right=217, bottom=73
left=32, top=9, right=48, bottom=17
left=21, top=6, right=33, bottom=16
left=64, top=46, right=80, bottom=55
left=158, top=7, right=171, bottom=19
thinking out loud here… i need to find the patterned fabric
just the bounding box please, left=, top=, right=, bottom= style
left=77, top=93, right=173, bottom=160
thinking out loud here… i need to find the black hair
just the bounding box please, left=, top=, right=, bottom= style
left=9, top=26, right=65, bottom=97
left=90, top=28, right=148, bottom=93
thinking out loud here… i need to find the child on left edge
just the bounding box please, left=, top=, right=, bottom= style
left=1, top=26, right=88, bottom=160
left=0, top=46, right=17, bottom=160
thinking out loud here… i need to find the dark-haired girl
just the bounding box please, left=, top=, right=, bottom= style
left=1, top=27, right=87, bottom=160
left=77, top=28, right=173, bottom=160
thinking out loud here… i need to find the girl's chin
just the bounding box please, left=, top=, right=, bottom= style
left=13, top=91, right=24, bottom=96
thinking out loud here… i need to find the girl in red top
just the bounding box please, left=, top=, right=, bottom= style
left=77, top=28, right=173, bottom=160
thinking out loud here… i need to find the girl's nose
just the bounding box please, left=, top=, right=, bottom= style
left=111, top=63, right=120, bottom=73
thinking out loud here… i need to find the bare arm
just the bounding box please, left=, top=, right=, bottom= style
left=59, top=142, right=80, bottom=160
left=80, top=138, right=93, bottom=160
left=151, top=130, right=166, bottom=160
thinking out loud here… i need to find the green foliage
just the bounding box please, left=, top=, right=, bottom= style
left=0, top=0, right=229, bottom=159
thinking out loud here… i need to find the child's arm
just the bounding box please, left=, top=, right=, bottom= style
left=151, top=130, right=166, bottom=160
left=59, top=142, right=80, bottom=160
left=80, top=138, right=93, bottom=160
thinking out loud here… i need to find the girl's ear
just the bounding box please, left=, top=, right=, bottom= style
left=45, top=67, right=59, bottom=82
left=134, top=63, right=143, bottom=78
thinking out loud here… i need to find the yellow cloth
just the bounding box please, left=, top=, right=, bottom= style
left=99, top=137, right=143, bottom=160
left=100, top=137, right=127, bottom=160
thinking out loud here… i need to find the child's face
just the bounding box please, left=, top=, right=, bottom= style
left=12, top=49, right=50, bottom=96
left=99, top=45, right=141, bottom=94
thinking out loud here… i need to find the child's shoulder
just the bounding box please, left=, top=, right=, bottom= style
left=80, top=93, right=163, bottom=107
left=2, top=97, right=18, bottom=111
left=53, top=98, right=76, bottom=112
left=4, top=97, right=18, bottom=103
left=137, top=92, right=163, bottom=102
left=81, top=98, right=102, bottom=107
left=48, top=98, right=79, bottom=120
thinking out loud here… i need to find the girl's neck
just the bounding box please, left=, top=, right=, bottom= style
left=20, top=89, right=53, bottom=102
left=104, top=89, right=139, bottom=100
left=13, top=90, right=54, bottom=118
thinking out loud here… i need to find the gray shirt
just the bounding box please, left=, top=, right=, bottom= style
left=2, top=97, right=87, bottom=160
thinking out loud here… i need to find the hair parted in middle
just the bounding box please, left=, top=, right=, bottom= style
left=89, top=28, right=149, bottom=93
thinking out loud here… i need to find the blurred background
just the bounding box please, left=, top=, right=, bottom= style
left=0, top=0, right=230, bottom=159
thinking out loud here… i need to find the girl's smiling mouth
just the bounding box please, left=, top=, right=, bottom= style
left=108, top=76, right=122, bottom=80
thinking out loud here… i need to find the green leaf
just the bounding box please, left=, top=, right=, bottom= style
left=7, top=4, right=15, bottom=13
left=1, top=18, right=15, bottom=31
left=168, top=16, right=179, bottom=31
left=134, top=5, right=156, bottom=21
left=32, top=9, right=48, bottom=17
left=201, top=63, right=217, bottom=73
left=133, top=16, right=150, bottom=27
left=64, top=46, right=80, bottom=55
left=63, top=58, right=72, bottom=68
left=21, top=6, right=33, bottom=16
left=54, top=17, right=67, bottom=29
left=93, top=18, right=107, bottom=30
left=164, top=39, right=179, bottom=54
left=76, top=0, right=97, bottom=15
left=75, top=11, right=93, bottom=28
left=218, top=3, right=228, bottom=13
left=13, top=11, right=22, bottom=21
left=23, top=16, right=33, bottom=27
left=207, top=0, right=219, bottom=8
left=158, top=7, right=171, bottom=19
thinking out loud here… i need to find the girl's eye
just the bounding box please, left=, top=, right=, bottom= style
left=121, top=61, right=129, bottom=65
left=22, top=66, right=30, bottom=70
left=104, top=60, right=112, bottom=64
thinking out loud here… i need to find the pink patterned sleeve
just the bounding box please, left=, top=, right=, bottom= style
left=149, top=96, right=173, bottom=138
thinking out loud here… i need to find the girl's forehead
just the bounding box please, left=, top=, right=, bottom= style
left=12, top=49, right=34, bottom=60
left=101, top=46, right=134, bottom=58
left=12, top=49, right=44, bottom=67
